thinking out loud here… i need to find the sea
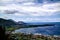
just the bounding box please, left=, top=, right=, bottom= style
left=14, top=22, right=60, bottom=36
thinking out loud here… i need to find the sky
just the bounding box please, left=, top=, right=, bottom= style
left=0, top=0, right=60, bottom=22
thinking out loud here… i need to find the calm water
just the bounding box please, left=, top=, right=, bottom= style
left=15, top=22, right=60, bottom=35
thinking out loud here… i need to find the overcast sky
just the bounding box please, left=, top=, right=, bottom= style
left=0, top=0, right=60, bottom=22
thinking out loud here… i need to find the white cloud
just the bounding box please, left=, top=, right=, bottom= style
left=15, top=0, right=34, bottom=2
left=21, top=2, right=35, bottom=5
left=18, top=18, right=60, bottom=22
left=0, top=0, right=12, bottom=2
left=14, top=13, right=27, bottom=16
left=0, top=2, right=59, bottom=16
left=0, top=0, right=13, bottom=4
left=0, top=0, right=35, bottom=5
left=0, top=0, right=60, bottom=22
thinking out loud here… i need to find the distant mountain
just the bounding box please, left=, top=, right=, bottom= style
left=17, top=21, right=27, bottom=25
left=0, top=18, right=58, bottom=28
left=0, top=18, right=31, bottom=29
left=0, top=18, right=16, bottom=26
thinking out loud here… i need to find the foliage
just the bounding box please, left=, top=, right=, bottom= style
left=7, top=33, right=60, bottom=40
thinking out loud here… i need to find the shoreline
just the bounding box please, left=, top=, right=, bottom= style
left=12, top=32, right=60, bottom=38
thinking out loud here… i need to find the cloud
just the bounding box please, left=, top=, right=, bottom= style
left=0, top=0, right=13, bottom=5
left=17, top=18, right=60, bottom=22
left=15, top=0, right=34, bottom=3
left=0, top=0, right=60, bottom=22
left=4, top=10, right=18, bottom=14
left=0, top=2, right=60, bottom=16
left=0, top=0, right=35, bottom=5
left=37, top=0, right=60, bottom=3
left=0, top=0, right=60, bottom=5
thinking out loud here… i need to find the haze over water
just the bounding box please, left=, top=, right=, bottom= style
left=15, top=22, right=60, bottom=35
